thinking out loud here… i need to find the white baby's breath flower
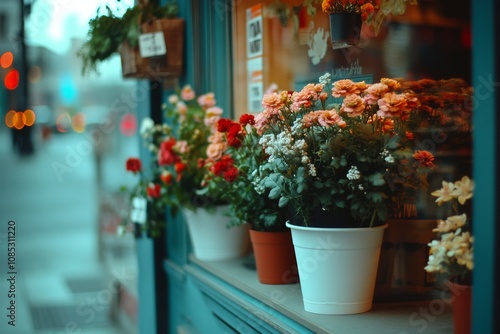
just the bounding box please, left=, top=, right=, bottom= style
left=308, top=164, right=317, bottom=177
left=319, top=72, right=331, bottom=85
left=140, top=117, right=154, bottom=135
left=347, top=166, right=360, bottom=180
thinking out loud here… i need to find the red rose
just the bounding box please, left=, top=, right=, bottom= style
left=227, top=123, right=242, bottom=136
left=211, top=155, right=233, bottom=176
left=160, top=171, right=173, bottom=185
left=217, top=118, right=234, bottom=133
left=227, top=134, right=243, bottom=148
left=126, top=157, right=141, bottom=173
left=175, top=162, right=187, bottom=173
left=147, top=183, right=161, bottom=198
left=239, top=114, right=255, bottom=125
left=157, top=139, right=177, bottom=165
left=223, top=166, right=239, bottom=182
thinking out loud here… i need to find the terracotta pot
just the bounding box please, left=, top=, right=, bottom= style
left=249, top=229, right=299, bottom=285
left=448, top=280, right=472, bottom=334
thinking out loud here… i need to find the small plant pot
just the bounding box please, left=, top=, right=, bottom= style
left=249, top=229, right=299, bottom=285
left=328, top=13, right=362, bottom=46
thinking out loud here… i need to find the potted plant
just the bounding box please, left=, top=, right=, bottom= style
left=155, top=85, right=249, bottom=261
left=425, top=176, right=474, bottom=334
left=77, top=1, right=184, bottom=78
left=253, top=73, right=435, bottom=314
left=321, top=0, right=418, bottom=46
left=198, top=114, right=299, bottom=284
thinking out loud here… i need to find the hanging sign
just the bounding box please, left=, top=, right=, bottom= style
left=139, top=32, right=167, bottom=58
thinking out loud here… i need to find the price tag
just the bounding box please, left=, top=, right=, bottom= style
left=138, top=32, right=167, bottom=58
left=130, top=196, right=147, bottom=224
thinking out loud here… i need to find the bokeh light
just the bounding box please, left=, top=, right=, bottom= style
left=24, top=109, right=36, bottom=126
left=56, top=113, right=72, bottom=133
left=13, top=112, right=26, bottom=130
left=72, top=112, right=86, bottom=133
left=120, top=113, right=137, bottom=136
left=4, top=69, right=19, bottom=90
left=4, top=110, right=16, bottom=128
left=1, top=52, right=13, bottom=68
left=5, top=110, right=37, bottom=129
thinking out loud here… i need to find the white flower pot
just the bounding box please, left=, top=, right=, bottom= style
left=183, top=205, right=250, bottom=261
left=286, top=222, right=387, bottom=314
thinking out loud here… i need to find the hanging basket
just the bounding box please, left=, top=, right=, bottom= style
left=120, top=18, right=185, bottom=79
left=328, top=13, right=362, bottom=47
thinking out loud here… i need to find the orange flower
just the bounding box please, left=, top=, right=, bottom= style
left=341, top=94, right=365, bottom=117
left=413, top=150, right=435, bottom=168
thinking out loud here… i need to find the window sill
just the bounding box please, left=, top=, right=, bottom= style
left=184, top=254, right=453, bottom=334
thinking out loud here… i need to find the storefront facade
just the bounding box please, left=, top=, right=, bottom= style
left=134, top=1, right=498, bottom=333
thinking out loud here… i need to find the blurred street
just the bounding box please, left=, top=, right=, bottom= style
left=0, top=125, right=139, bottom=334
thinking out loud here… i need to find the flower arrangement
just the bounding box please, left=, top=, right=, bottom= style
left=122, top=85, right=224, bottom=235
left=197, top=114, right=288, bottom=232
left=253, top=73, right=435, bottom=228
left=321, top=0, right=380, bottom=21
left=424, top=176, right=474, bottom=285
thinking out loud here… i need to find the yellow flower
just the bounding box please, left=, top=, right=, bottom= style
left=431, top=181, right=456, bottom=205
left=451, top=175, right=474, bottom=205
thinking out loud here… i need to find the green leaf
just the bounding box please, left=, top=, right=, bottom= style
left=278, top=196, right=289, bottom=208
left=269, top=187, right=281, bottom=199
left=368, top=173, right=386, bottom=186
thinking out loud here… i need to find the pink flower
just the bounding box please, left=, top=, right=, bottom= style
left=363, top=83, right=389, bottom=105
left=319, top=109, right=345, bottom=127
left=181, top=85, right=195, bottom=101
left=197, top=93, right=216, bottom=108
left=206, top=142, right=227, bottom=161
left=204, top=106, right=223, bottom=127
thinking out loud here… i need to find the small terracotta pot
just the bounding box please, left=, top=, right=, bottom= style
left=249, top=229, right=299, bottom=285
left=447, top=280, right=472, bottom=334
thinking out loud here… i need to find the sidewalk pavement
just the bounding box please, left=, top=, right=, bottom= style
left=0, top=127, right=139, bottom=334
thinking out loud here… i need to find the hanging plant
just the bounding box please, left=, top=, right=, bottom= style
left=77, top=1, right=181, bottom=77
left=321, top=0, right=418, bottom=42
